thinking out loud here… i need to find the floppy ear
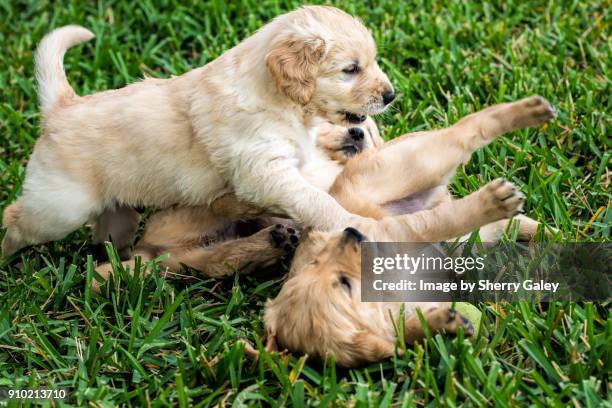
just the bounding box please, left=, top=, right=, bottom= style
left=266, top=34, right=326, bottom=105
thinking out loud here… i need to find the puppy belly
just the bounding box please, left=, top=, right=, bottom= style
left=382, top=189, right=439, bottom=215
left=384, top=190, right=432, bottom=215
left=106, top=163, right=230, bottom=209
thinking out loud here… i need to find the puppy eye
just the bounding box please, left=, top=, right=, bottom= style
left=342, top=64, right=360, bottom=74
left=339, top=273, right=352, bottom=294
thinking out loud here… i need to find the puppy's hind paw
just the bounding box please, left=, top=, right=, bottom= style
left=514, top=95, right=556, bottom=128
left=480, top=178, right=525, bottom=219
left=270, top=223, right=300, bottom=253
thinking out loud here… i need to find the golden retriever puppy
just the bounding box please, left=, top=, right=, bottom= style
left=1, top=6, right=394, bottom=257
left=264, top=96, right=556, bottom=367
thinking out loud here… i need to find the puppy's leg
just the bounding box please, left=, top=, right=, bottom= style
left=474, top=214, right=553, bottom=242
left=141, top=205, right=237, bottom=248
left=404, top=304, right=474, bottom=344
left=330, top=133, right=463, bottom=209
left=160, top=223, right=300, bottom=277
left=2, top=183, right=101, bottom=257
left=92, top=206, right=214, bottom=290
left=93, top=220, right=300, bottom=288
left=453, top=95, right=556, bottom=149
left=92, top=205, right=140, bottom=258
left=406, top=188, right=547, bottom=243
left=360, top=179, right=524, bottom=242
left=331, top=96, right=555, bottom=207
left=93, top=247, right=155, bottom=292
left=210, top=193, right=269, bottom=219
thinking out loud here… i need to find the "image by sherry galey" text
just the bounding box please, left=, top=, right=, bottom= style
left=372, top=279, right=560, bottom=293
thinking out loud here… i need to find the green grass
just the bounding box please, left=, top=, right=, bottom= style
left=0, top=0, right=610, bottom=406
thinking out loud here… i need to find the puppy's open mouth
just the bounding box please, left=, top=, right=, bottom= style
left=341, top=111, right=366, bottom=124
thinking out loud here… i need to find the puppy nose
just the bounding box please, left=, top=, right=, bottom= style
left=343, top=227, right=365, bottom=242
left=348, top=127, right=364, bottom=141
left=382, top=90, right=395, bottom=105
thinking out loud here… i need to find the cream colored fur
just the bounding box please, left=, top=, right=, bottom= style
left=1, top=6, right=393, bottom=257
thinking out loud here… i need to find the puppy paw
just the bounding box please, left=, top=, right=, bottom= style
left=479, top=178, right=524, bottom=219
left=270, top=223, right=300, bottom=253
left=426, top=306, right=474, bottom=337
left=513, top=95, right=556, bottom=128
left=339, top=127, right=365, bottom=158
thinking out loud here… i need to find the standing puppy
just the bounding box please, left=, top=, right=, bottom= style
left=2, top=6, right=394, bottom=256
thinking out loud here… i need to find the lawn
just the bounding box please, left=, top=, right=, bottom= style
left=0, top=0, right=610, bottom=406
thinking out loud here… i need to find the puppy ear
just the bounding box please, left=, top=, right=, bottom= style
left=266, top=34, right=326, bottom=105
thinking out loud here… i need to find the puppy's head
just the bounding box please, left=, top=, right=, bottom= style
left=263, top=227, right=399, bottom=367
left=316, top=116, right=383, bottom=162
left=265, top=6, right=394, bottom=124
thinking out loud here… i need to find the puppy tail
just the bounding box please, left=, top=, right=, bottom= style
left=35, top=25, right=94, bottom=115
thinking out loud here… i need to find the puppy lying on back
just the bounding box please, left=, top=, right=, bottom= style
left=1, top=6, right=394, bottom=257
left=264, top=96, right=556, bottom=366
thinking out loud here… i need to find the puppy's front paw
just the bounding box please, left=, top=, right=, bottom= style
left=270, top=223, right=300, bottom=253
left=339, top=127, right=365, bottom=158
left=513, top=95, right=556, bottom=128
left=479, top=178, right=524, bottom=219
left=426, top=306, right=474, bottom=337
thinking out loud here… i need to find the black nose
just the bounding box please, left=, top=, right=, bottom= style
left=343, top=227, right=365, bottom=242
left=382, top=90, right=395, bottom=105
left=348, top=127, right=364, bottom=141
